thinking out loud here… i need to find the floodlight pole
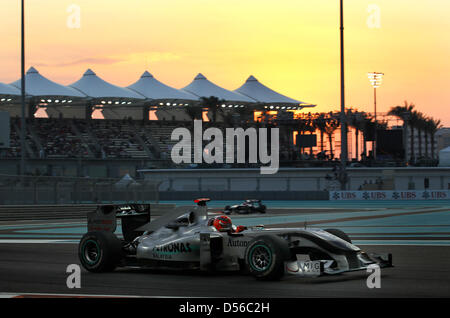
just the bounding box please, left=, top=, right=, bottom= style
left=368, top=72, right=383, bottom=161
left=339, top=0, right=348, bottom=190
left=20, top=0, right=26, bottom=176
left=373, top=85, right=377, bottom=160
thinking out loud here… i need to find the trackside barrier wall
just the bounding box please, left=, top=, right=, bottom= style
left=0, top=203, right=176, bottom=221
left=330, top=190, right=450, bottom=200
left=159, top=191, right=329, bottom=201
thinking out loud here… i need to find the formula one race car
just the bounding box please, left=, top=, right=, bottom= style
left=224, top=199, right=266, bottom=215
left=78, top=199, right=392, bottom=280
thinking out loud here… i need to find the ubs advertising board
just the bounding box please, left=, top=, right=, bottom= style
left=0, top=111, right=10, bottom=149
left=330, top=190, right=450, bottom=200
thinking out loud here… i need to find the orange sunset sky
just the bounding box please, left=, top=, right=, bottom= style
left=1, top=0, right=449, bottom=125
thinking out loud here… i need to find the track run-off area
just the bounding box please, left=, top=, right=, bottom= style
left=1, top=200, right=450, bottom=297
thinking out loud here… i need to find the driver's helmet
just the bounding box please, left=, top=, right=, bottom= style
left=212, top=215, right=232, bottom=232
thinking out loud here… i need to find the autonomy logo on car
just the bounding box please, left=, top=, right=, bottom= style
left=227, top=239, right=249, bottom=248
left=153, top=242, right=193, bottom=254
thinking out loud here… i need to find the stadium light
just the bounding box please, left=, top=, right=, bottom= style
left=368, top=72, right=384, bottom=120
left=368, top=71, right=384, bottom=161
left=368, top=72, right=383, bottom=89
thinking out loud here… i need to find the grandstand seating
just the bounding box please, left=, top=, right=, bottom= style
left=2, top=118, right=340, bottom=168
left=3, top=118, right=195, bottom=160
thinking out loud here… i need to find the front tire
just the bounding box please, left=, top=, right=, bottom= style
left=79, top=231, right=123, bottom=273
left=244, top=235, right=290, bottom=281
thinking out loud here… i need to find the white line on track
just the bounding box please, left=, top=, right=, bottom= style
left=0, top=292, right=173, bottom=298
left=0, top=292, right=205, bottom=298
left=0, top=239, right=77, bottom=244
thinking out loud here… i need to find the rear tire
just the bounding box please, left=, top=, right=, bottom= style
left=324, top=228, right=352, bottom=243
left=79, top=231, right=123, bottom=273
left=244, top=235, right=290, bottom=281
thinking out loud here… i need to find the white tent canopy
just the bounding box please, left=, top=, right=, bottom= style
left=438, top=146, right=450, bottom=167
left=70, top=69, right=145, bottom=101
left=182, top=73, right=255, bottom=103
left=10, top=67, right=86, bottom=99
left=0, top=82, right=21, bottom=96
left=235, top=75, right=307, bottom=107
left=114, top=173, right=140, bottom=188
left=128, top=71, right=198, bottom=103
left=0, top=82, right=21, bottom=116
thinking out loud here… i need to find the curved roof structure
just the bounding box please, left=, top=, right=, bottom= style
left=70, top=69, right=144, bottom=100
left=182, top=73, right=255, bottom=103
left=127, top=71, right=198, bottom=102
left=0, top=82, right=21, bottom=96
left=235, top=75, right=305, bottom=106
left=10, top=67, right=86, bottom=98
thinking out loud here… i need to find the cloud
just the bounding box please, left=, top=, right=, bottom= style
left=35, top=57, right=124, bottom=67
left=33, top=51, right=181, bottom=68
left=121, top=51, right=182, bottom=64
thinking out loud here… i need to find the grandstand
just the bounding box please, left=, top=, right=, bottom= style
left=0, top=67, right=442, bottom=182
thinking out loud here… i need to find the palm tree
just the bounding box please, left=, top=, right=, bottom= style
left=201, top=96, right=226, bottom=123
left=388, top=101, right=415, bottom=163
left=414, top=111, right=426, bottom=159
left=324, top=113, right=340, bottom=159
left=185, top=106, right=203, bottom=121
left=408, top=110, right=420, bottom=163
left=313, top=113, right=327, bottom=153
left=295, top=116, right=310, bottom=154
left=304, top=113, right=316, bottom=155
left=428, top=118, right=442, bottom=159
left=362, top=116, right=377, bottom=159
left=346, top=109, right=356, bottom=160
left=346, top=109, right=366, bottom=161
left=424, top=117, right=430, bottom=159
left=235, top=105, right=255, bottom=125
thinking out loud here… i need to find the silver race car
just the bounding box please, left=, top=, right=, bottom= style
left=78, top=198, right=392, bottom=280
left=224, top=199, right=266, bottom=215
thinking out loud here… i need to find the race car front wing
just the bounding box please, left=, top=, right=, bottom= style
left=284, top=252, right=393, bottom=277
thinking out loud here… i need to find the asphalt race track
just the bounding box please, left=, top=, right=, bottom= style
left=1, top=200, right=450, bottom=298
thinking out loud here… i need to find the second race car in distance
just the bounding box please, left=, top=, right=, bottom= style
left=224, top=199, right=266, bottom=215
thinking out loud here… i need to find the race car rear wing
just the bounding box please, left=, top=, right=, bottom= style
left=87, top=204, right=150, bottom=242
